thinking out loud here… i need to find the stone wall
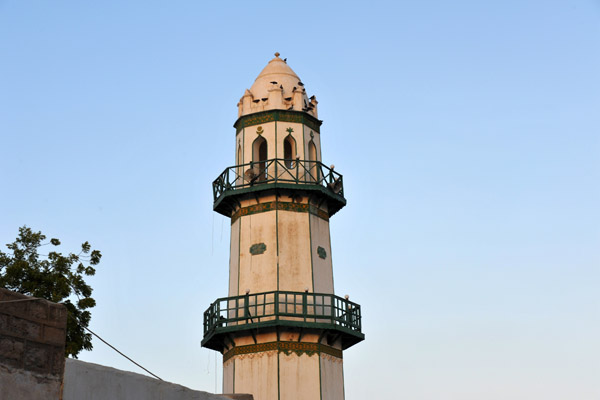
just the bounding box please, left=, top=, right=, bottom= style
left=0, top=288, right=67, bottom=400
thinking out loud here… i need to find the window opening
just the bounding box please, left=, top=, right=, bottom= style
left=308, top=140, right=318, bottom=182
left=250, top=136, right=268, bottom=182
left=236, top=144, right=243, bottom=185
left=283, top=135, right=296, bottom=168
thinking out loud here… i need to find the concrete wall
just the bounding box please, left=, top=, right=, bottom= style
left=0, top=288, right=67, bottom=400
left=63, top=359, right=250, bottom=400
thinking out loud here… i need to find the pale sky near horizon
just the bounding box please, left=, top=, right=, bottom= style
left=1, top=1, right=599, bottom=399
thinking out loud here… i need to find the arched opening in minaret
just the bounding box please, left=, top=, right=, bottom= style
left=252, top=136, right=268, bottom=182
left=283, top=134, right=296, bottom=168
left=308, top=140, right=318, bottom=181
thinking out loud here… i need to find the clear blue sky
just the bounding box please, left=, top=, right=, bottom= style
left=1, top=1, right=599, bottom=399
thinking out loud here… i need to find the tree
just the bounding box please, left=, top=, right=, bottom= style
left=0, top=226, right=102, bottom=358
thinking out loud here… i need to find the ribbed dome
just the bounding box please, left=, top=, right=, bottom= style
left=249, top=53, right=303, bottom=99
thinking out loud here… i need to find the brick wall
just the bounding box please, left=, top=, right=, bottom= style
left=0, top=288, right=67, bottom=400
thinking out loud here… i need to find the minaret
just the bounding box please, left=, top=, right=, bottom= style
left=202, top=53, right=364, bottom=400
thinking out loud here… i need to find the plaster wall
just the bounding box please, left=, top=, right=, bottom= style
left=231, top=352, right=278, bottom=400
left=233, top=196, right=332, bottom=296
left=63, top=359, right=232, bottom=400
left=238, top=211, right=278, bottom=294
left=228, top=219, right=240, bottom=297
left=310, top=213, right=334, bottom=294
left=222, top=361, right=234, bottom=394
left=223, top=333, right=342, bottom=400
left=231, top=332, right=322, bottom=347
left=233, top=332, right=278, bottom=347
left=235, top=130, right=244, bottom=167
left=226, top=347, right=332, bottom=400
left=277, top=210, right=312, bottom=292
left=320, top=355, right=345, bottom=400
left=237, top=121, right=322, bottom=167
left=279, top=352, right=321, bottom=400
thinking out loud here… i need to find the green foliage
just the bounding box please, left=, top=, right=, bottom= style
left=0, top=226, right=102, bottom=358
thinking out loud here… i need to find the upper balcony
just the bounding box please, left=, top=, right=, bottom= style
left=212, top=158, right=346, bottom=218
left=201, top=290, right=364, bottom=352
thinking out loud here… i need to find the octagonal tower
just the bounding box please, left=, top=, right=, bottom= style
left=202, top=53, right=364, bottom=400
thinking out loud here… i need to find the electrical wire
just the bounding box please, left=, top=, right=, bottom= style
left=67, top=312, right=163, bottom=381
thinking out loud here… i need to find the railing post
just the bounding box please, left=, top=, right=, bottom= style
left=345, top=303, right=352, bottom=328
left=275, top=292, right=279, bottom=322
left=330, top=295, right=335, bottom=324
left=302, top=292, right=307, bottom=322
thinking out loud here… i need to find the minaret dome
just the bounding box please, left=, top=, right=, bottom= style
left=238, top=52, right=318, bottom=118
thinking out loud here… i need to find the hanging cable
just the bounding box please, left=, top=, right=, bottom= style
left=67, top=312, right=163, bottom=381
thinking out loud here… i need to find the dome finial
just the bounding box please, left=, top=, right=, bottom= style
left=274, top=52, right=280, bottom=58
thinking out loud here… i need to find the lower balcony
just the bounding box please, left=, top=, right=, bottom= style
left=201, top=290, right=364, bottom=352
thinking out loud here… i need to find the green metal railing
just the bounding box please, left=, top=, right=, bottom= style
left=212, top=158, right=344, bottom=202
left=203, top=290, right=362, bottom=336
